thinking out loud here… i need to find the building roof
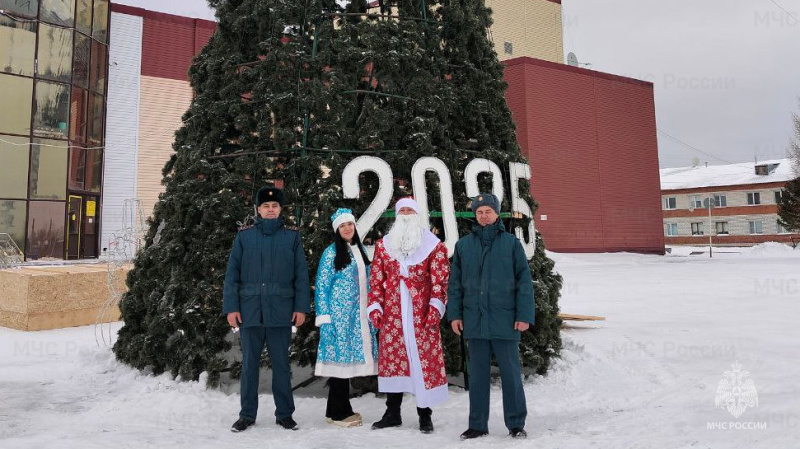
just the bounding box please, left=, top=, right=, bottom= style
left=504, top=56, right=654, bottom=88
left=660, top=159, right=796, bottom=191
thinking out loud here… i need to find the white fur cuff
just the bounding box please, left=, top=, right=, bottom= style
left=430, top=298, right=445, bottom=317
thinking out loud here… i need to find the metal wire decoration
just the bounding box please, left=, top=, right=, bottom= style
left=0, top=233, right=24, bottom=269
left=95, top=199, right=147, bottom=347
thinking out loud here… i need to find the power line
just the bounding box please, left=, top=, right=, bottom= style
left=657, top=129, right=732, bottom=164
left=767, top=0, right=800, bottom=24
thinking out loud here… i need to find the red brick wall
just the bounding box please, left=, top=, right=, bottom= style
left=111, top=4, right=217, bottom=81
left=504, top=57, right=664, bottom=253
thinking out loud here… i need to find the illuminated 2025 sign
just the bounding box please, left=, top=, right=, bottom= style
left=342, top=156, right=536, bottom=260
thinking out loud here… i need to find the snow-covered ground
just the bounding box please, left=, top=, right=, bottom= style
left=1, top=244, right=798, bottom=449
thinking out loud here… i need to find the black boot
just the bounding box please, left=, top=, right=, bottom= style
left=460, top=429, right=489, bottom=440
left=231, top=417, right=255, bottom=432
left=371, top=393, right=403, bottom=429
left=417, top=407, right=433, bottom=434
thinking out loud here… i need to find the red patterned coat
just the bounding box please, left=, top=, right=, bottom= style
left=368, top=239, right=450, bottom=391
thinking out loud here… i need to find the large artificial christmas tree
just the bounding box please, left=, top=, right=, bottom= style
left=113, top=0, right=562, bottom=387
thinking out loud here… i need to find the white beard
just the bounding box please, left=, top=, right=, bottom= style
left=385, top=214, right=428, bottom=258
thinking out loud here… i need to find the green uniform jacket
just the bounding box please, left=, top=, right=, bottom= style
left=222, top=216, right=310, bottom=328
left=446, top=220, right=534, bottom=340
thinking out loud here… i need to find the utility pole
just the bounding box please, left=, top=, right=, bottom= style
left=704, top=194, right=715, bottom=258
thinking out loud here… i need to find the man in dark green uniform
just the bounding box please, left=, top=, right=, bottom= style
left=447, top=193, right=534, bottom=440
left=222, top=186, right=310, bottom=432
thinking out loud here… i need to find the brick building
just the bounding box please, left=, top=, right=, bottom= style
left=505, top=57, right=664, bottom=253
left=660, top=159, right=800, bottom=246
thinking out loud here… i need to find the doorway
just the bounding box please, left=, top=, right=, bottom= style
left=66, top=195, right=100, bottom=259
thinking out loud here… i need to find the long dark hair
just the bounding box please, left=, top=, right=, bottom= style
left=334, top=227, right=371, bottom=271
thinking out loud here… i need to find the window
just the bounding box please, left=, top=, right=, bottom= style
left=92, top=0, right=109, bottom=43
left=33, top=80, right=71, bottom=139
left=89, top=39, right=107, bottom=94
left=503, top=42, right=513, bottom=55
left=85, top=148, right=102, bottom=192
left=689, top=195, right=703, bottom=209
left=29, top=139, right=68, bottom=200
left=36, top=23, right=73, bottom=83
left=0, top=74, right=33, bottom=135
left=749, top=221, right=763, bottom=235
left=714, top=194, right=727, bottom=207
left=40, top=0, right=76, bottom=27
left=776, top=221, right=788, bottom=234
left=26, top=200, right=66, bottom=259
left=0, top=0, right=39, bottom=17
left=0, top=200, right=27, bottom=251
left=665, top=223, right=678, bottom=236
left=747, top=192, right=761, bottom=205
left=715, top=221, right=729, bottom=235
left=774, top=190, right=785, bottom=204
left=663, top=197, right=677, bottom=210
left=88, top=93, right=104, bottom=144
left=72, top=32, right=90, bottom=89
left=68, top=145, right=86, bottom=190
left=76, top=0, right=92, bottom=35
left=0, top=15, right=37, bottom=76
left=0, top=135, right=31, bottom=199
left=69, top=87, right=88, bottom=143
left=691, top=222, right=704, bottom=236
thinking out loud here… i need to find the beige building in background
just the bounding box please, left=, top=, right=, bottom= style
left=487, top=0, right=564, bottom=63
left=366, top=0, right=565, bottom=63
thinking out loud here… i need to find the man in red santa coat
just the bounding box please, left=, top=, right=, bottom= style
left=367, top=197, right=450, bottom=434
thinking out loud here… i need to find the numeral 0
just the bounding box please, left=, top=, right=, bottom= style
left=342, top=156, right=536, bottom=259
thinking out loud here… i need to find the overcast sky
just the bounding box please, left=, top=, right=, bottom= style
left=118, top=0, right=800, bottom=168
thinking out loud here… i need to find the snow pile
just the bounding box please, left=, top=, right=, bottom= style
left=738, top=242, right=799, bottom=258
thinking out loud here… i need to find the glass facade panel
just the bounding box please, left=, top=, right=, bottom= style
left=40, top=0, right=75, bottom=27
left=37, top=23, right=73, bottom=83
left=69, top=86, right=88, bottom=142
left=0, top=0, right=39, bottom=17
left=88, top=93, right=103, bottom=144
left=85, top=148, right=101, bottom=192
left=92, top=0, right=108, bottom=43
left=89, top=38, right=106, bottom=94
left=0, top=74, right=33, bottom=135
left=26, top=200, right=65, bottom=259
left=0, top=135, right=31, bottom=199
left=0, top=200, right=27, bottom=251
left=29, top=139, right=67, bottom=200
left=33, top=80, right=70, bottom=138
left=72, top=32, right=90, bottom=88
left=68, top=145, right=86, bottom=190
left=75, top=0, right=92, bottom=35
left=0, top=15, right=36, bottom=76
left=0, top=0, right=106, bottom=260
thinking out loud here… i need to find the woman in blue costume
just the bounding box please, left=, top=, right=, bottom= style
left=314, top=208, right=378, bottom=427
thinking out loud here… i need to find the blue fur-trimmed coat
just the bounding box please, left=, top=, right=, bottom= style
left=314, top=243, right=378, bottom=378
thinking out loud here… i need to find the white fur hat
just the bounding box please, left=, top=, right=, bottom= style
left=331, top=208, right=356, bottom=231
left=394, top=197, right=419, bottom=214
